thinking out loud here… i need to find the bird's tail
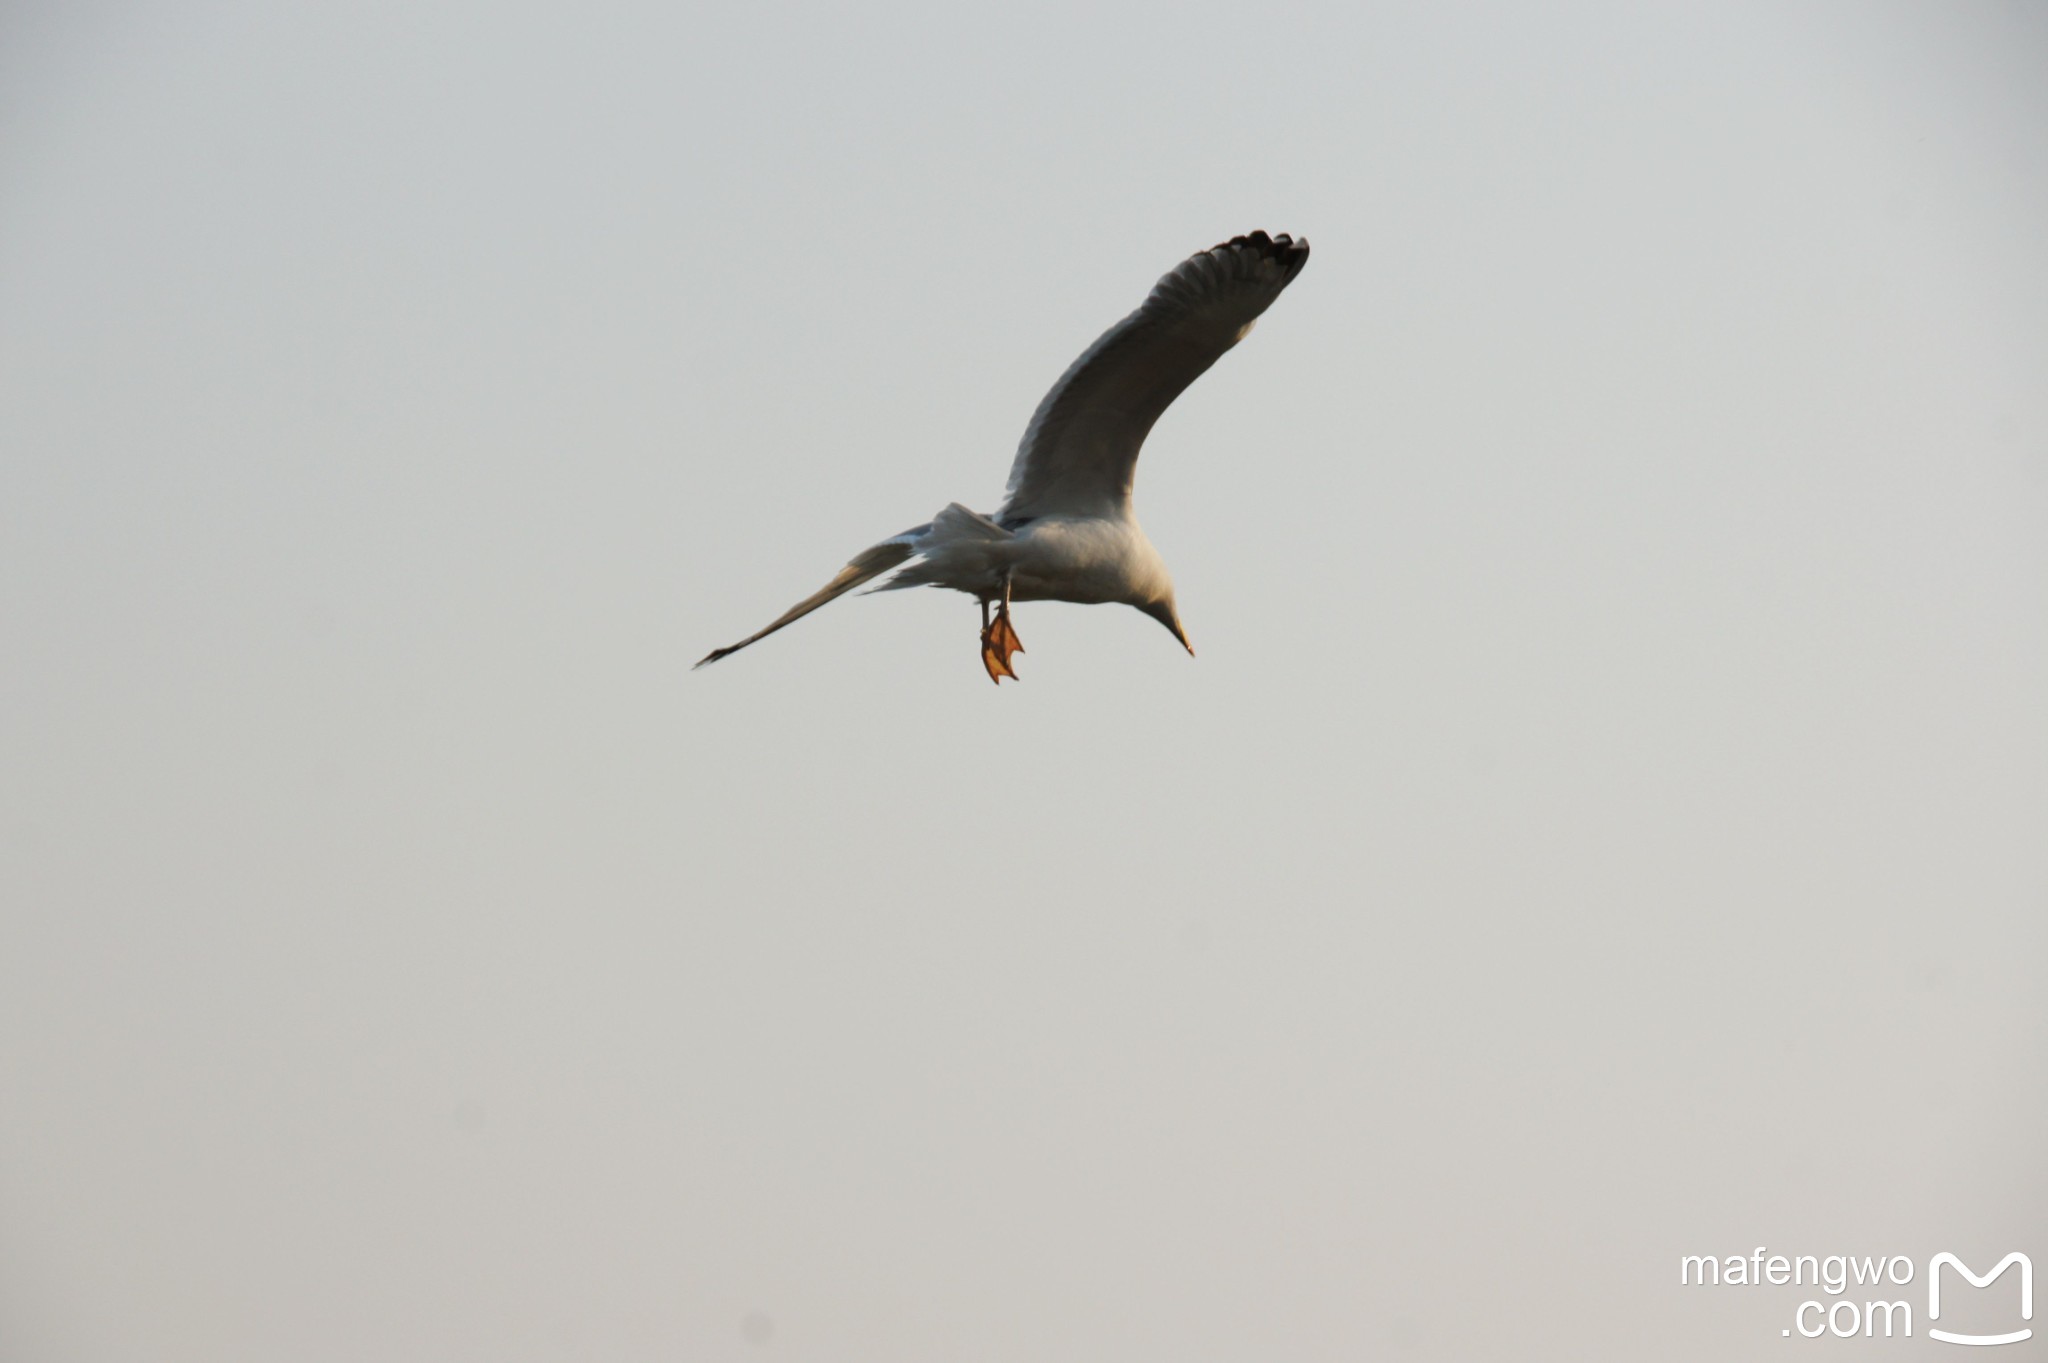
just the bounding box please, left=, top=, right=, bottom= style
left=869, top=502, right=1014, bottom=593
left=694, top=531, right=923, bottom=668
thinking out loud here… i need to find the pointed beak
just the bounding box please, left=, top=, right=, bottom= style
left=1144, top=600, right=1195, bottom=657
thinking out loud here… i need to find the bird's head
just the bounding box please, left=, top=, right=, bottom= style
left=1138, top=595, right=1195, bottom=657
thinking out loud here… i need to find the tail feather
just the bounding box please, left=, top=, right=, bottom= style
left=870, top=502, right=1014, bottom=593
left=695, top=536, right=918, bottom=668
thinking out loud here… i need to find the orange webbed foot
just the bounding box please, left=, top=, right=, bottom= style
left=980, top=607, right=1025, bottom=683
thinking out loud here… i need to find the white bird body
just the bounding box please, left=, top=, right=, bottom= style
left=697, top=230, right=1310, bottom=681
left=1004, top=515, right=1174, bottom=607
left=893, top=508, right=1171, bottom=606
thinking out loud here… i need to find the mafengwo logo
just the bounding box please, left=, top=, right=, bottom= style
left=1680, top=1248, right=2032, bottom=1344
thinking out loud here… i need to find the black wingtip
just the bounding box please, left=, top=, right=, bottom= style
left=1216, top=229, right=1310, bottom=279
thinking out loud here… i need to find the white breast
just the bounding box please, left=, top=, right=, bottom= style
left=1007, top=516, right=1169, bottom=606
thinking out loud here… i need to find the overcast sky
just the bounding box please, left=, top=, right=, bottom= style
left=2, top=2, right=2044, bottom=1360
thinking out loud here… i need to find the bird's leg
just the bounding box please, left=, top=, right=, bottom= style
left=993, top=576, right=1024, bottom=667
left=979, top=577, right=1024, bottom=683
left=978, top=595, right=1009, bottom=683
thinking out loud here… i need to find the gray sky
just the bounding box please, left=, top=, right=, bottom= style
left=2, top=2, right=2044, bottom=1359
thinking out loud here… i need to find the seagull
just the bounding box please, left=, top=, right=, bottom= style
left=696, top=229, right=1311, bottom=683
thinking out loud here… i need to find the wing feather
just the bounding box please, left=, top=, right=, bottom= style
left=998, top=230, right=1310, bottom=521
left=694, top=535, right=918, bottom=668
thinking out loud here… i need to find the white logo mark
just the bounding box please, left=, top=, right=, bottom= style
left=1928, top=1252, right=2032, bottom=1347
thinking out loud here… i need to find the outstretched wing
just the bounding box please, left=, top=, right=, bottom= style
left=694, top=534, right=918, bottom=668
left=998, top=230, right=1310, bottom=522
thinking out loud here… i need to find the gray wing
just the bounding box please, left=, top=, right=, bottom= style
left=694, top=534, right=918, bottom=669
left=998, top=230, right=1310, bottom=522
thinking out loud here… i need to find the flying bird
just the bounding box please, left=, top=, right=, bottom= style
left=697, top=229, right=1310, bottom=683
